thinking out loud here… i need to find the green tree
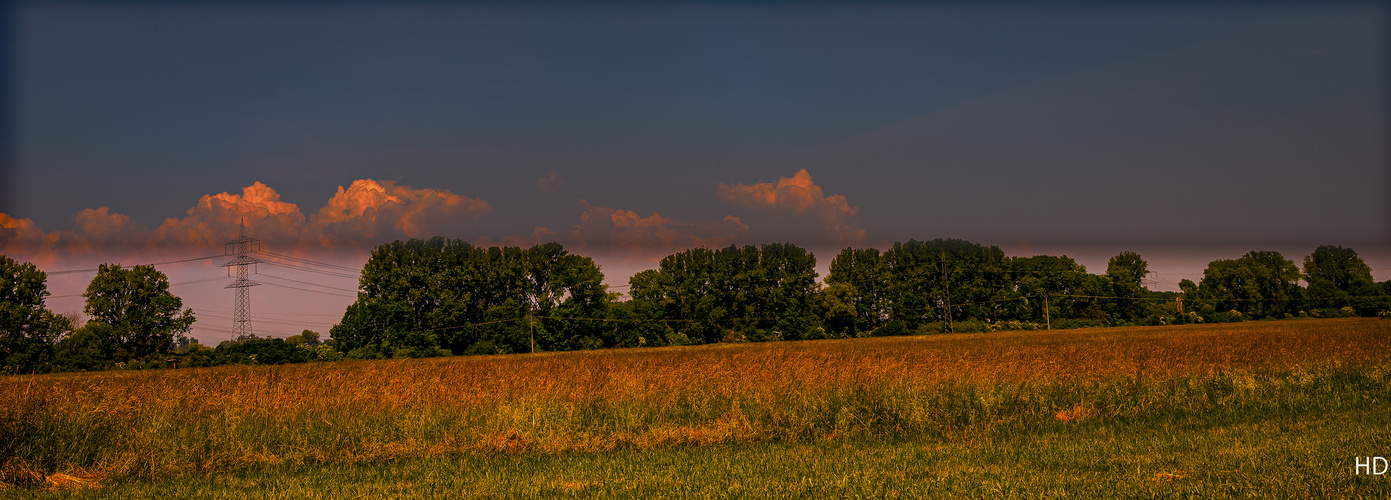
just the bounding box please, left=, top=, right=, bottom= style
left=879, top=239, right=1008, bottom=327
left=0, top=255, right=65, bottom=372
left=333, top=238, right=610, bottom=355
left=825, top=247, right=889, bottom=336
left=1105, top=251, right=1150, bottom=322
left=628, top=243, right=820, bottom=343
left=286, top=329, right=321, bottom=346
left=1197, top=251, right=1302, bottom=319
left=1303, top=245, right=1382, bottom=313
left=1004, top=255, right=1091, bottom=324
left=82, top=264, right=196, bottom=361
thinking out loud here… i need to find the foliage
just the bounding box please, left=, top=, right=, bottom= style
left=628, top=243, right=820, bottom=343
left=1106, top=251, right=1150, bottom=322
left=82, top=264, right=195, bottom=361
left=1189, top=251, right=1303, bottom=320
left=332, top=238, right=610, bottom=355
left=1304, top=245, right=1387, bottom=314
left=823, top=247, right=890, bottom=336
left=1001, top=254, right=1098, bottom=324
left=878, top=238, right=1008, bottom=326
left=0, top=255, right=65, bottom=372
left=216, top=337, right=315, bottom=365
left=285, top=330, right=321, bottom=347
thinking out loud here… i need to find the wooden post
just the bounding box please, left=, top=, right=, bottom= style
left=1045, top=294, right=1051, bottom=330
left=941, top=252, right=953, bottom=334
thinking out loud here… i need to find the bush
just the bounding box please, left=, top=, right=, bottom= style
left=664, top=329, right=696, bottom=346
left=314, top=344, right=345, bottom=362
left=217, top=338, right=314, bottom=365
left=869, top=321, right=910, bottom=337
left=915, top=322, right=950, bottom=335
left=1205, top=310, right=1246, bottom=324
left=1049, top=318, right=1108, bottom=330
left=987, top=320, right=1040, bottom=332
left=951, top=320, right=988, bottom=333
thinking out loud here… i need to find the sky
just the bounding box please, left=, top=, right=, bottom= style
left=1, top=1, right=1387, bottom=343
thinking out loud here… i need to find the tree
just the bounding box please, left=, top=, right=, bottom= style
left=83, top=264, right=196, bottom=361
left=628, top=243, right=820, bottom=343
left=333, top=238, right=611, bottom=355
left=879, top=239, right=1008, bottom=327
left=1106, top=251, right=1150, bottom=322
left=0, top=255, right=65, bottom=371
left=1196, top=251, right=1302, bottom=319
left=286, top=330, right=321, bottom=346
left=1303, top=245, right=1380, bottom=312
left=825, top=247, right=890, bottom=336
left=1004, top=255, right=1091, bottom=324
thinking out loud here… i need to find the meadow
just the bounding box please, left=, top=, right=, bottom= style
left=3, top=318, right=1391, bottom=498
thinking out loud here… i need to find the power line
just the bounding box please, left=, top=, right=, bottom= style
left=45, top=255, right=223, bottom=275
left=258, top=260, right=360, bottom=279
left=258, top=280, right=357, bottom=298
left=254, top=250, right=362, bottom=272
left=255, top=272, right=360, bottom=293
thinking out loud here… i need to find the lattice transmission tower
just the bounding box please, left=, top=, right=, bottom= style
left=223, top=219, right=262, bottom=341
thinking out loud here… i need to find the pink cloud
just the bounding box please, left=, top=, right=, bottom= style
left=571, top=200, right=748, bottom=254
left=716, top=169, right=865, bottom=244
left=0, top=180, right=492, bottom=266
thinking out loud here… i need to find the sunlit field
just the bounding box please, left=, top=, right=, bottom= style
left=5, top=318, right=1391, bottom=498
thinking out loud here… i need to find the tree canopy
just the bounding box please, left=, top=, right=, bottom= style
left=0, top=254, right=65, bottom=371
left=331, top=238, right=610, bottom=356
left=628, top=243, right=819, bottom=343
left=82, top=263, right=196, bottom=361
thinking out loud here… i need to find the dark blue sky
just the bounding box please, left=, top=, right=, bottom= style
left=3, top=1, right=1388, bottom=340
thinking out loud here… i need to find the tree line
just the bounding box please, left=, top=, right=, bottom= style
left=3, top=238, right=1388, bottom=373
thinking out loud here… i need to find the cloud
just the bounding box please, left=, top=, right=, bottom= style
left=0, top=213, right=62, bottom=267
left=716, top=169, right=865, bottom=244
left=0, top=180, right=492, bottom=266
left=155, top=182, right=307, bottom=251
left=310, top=179, right=492, bottom=248
left=571, top=200, right=748, bottom=255
left=537, top=169, right=565, bottom=194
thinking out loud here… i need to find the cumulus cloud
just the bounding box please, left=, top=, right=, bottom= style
left=717, top=169, right=865, bottom=244
left=0, top=180, right=492, bottom=266
left=0, top=213, right=62, bottom=267
left=310, top=179, right=491, bottom=248
left=155, top=182, right=307, bottom=252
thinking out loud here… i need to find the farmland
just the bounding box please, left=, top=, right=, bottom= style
left=4, top=318, right=1391, bottom=498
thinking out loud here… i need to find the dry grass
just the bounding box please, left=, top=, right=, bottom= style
left=3, top=318, right=1389, bottom=489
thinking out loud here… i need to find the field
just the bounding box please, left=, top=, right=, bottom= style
left=4, top=318, right=1391, bottom=498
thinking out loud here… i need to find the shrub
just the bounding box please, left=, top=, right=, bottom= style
left=951, top=320, right=988, bottom=333
left=916, top=322, right=950, bottom=335
left=869, top=321, right=910, bottom=337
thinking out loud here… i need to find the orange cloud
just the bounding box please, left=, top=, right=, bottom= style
left=0, top=180, right=492, bottom=267
left=572, top=200, right=748, bottom=254
left=717, top=169, right=865, bottom=244
left=310, top=179, right=492, bottom=247
left=155, top=182, right=307, bottom=251
left=0, top=213, right=62, bottom=267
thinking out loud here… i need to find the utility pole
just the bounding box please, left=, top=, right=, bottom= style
left=223, top=218, right=262, bottom=341
left=1044, top=294, right=1051, bottom=330
left=941, top=252, right=953, bottom=334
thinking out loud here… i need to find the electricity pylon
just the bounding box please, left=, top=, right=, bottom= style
left=223, top=219, right=262, bottom=341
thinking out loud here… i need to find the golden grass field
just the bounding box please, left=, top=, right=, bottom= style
left=3, top=317, right=1390, bottom=493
